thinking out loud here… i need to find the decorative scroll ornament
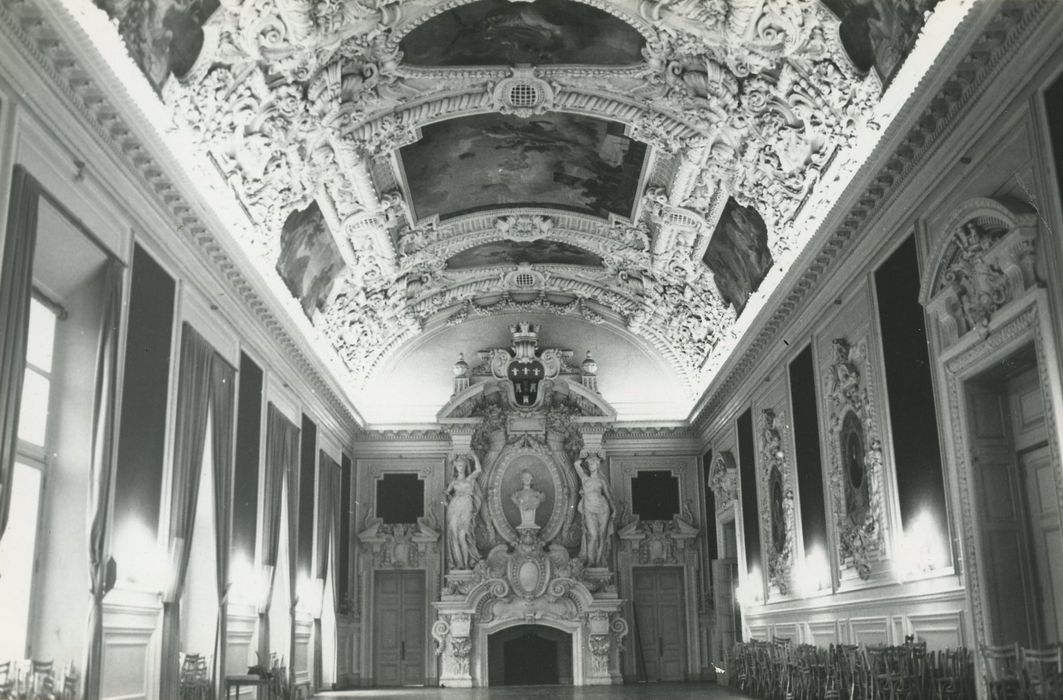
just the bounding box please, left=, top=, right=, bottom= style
left=825, top=338, right=886, bottom=580
left=156, top=0, right=880, bottom=390
left=357, top=508, right=440, bottom=569
left=759, top=408, right=794, bottom=594
left=708, top=451, right=738, bottom=506
left=922, top=198, right=1039, bottom=346
left=617, top=506, right=700, bottom=565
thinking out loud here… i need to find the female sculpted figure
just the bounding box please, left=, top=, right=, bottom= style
left=574, top=453, right=615, bottom=567
left=443, top=453, right=483, bottom=570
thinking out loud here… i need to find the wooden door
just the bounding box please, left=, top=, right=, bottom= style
left=633, top=567, right=687, bottom=682
left=373, top=570, right=426, bottom=686
left=967, top=386, right=1038, bottom=646
left=712, top=558, right=738, bottom=666
left=1021, top=445, right=1063, bottom=644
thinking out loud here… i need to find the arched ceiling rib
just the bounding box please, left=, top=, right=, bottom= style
left=89, top=0, right=940, bottom=421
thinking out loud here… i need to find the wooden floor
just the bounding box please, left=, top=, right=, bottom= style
left=314, top=683, right=754, bottom=699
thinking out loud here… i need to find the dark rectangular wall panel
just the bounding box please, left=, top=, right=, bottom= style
left=232, top=352, right=263, bottom=561
left=298, top=414, right=317, bottom=577
left=875, top=236, right=947, bottom=530
left=789, top=345, right=828, bottom=553
left=114, top=245, right=175, bottom=539
left=737, top=408, right=761, bottom=574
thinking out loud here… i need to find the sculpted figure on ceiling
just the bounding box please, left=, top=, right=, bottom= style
left=106, top=0, right=909, bottom=390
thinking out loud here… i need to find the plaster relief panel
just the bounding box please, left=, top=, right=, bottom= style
left=753, top=377, right=796, bottom=597
left=816, top=288, right=890, bottom=583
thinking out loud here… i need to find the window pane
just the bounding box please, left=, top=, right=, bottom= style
left=0, top=463, right=42, bottom=659
left=17, top=367, right=51, bottom=446
left=25, top=297, right=55, bottom=372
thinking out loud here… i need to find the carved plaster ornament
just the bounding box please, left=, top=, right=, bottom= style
left=760, top=408, right=794, bottom=594
left=825, top=337, right=886, bottom=580
left=157, top=0, right=881, bottom=388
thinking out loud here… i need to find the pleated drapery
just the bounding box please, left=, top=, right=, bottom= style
left=82, top=259, right=123, bottom=700
left=258, top=404, right=298, bottom=666
left=158, top=324, right=235, bottom=698
left=210, top=357, right=236, bottom=700
left=0, top=167, right=39, bottom=545
left=286, top=423, right=302, bottom=696
left=313, top=452, right=339, bottom=689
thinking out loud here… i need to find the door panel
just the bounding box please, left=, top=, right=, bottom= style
left=1021, top=445, right=1063, bottom=643
left=968, top=386, right=1038, bottom=646
left=632, top=567, right=687, bottom=682
left=373, top=571, right=426, bottom=686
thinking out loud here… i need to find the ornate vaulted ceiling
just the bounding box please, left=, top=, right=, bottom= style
left=91, top=0, right=937, bottom=423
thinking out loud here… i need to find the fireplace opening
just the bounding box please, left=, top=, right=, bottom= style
left=487, top=625, right=573, bottom=686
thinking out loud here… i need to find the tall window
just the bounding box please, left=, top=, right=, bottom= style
left=0, top=297, right=57, bottom=658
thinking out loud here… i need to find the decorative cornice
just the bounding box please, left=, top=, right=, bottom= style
left=0, top=0, right=361, bottom=437
left=692, top=0, right=1048, bottom=436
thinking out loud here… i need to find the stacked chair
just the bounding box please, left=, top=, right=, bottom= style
left=981, top=643, right=1063, bottom=700
left=729, top=638, right=975, bottom=700
left=0, top=660, right=77, bottom=699
left=178, top=653, right=210, bottom=700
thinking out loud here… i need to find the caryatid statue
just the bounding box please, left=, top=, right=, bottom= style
left=443, top=453, right=483, bottom=570
left=574, top=452, right=615, bottom=567
left=510, top=469, right=545, bottom=530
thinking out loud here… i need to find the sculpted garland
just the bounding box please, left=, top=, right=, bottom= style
left=164, top=0, right=879, bottom=384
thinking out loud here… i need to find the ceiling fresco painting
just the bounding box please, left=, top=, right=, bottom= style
left=446, top=239, right=604, bottom=270
left=702, top=198, right=773, bottom=316
left=399, top=113, right=648, bottom=221
left=399, top=0, right=646, bottom=67
left=822, top=0, right=939, bottom=83
left=276, top=202, right=345, bottom=319
left=94, top=0, right=217, bottom=92
left=77, top=0, right=951, bottom=420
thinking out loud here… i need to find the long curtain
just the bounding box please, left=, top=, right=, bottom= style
left=286, top=426, right=302, bottom=696
left=258, top=404, right=298, bottom=665
left=159, top=325, right=214, bottom=697
left=313, top=453, right=338, bottom=689
left=83, top=258, right=123, bottom=700
left=0, top=166, right=39, bottom=545
left=210, top=357, right=236, bottom=700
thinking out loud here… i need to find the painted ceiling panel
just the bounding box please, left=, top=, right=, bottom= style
left=446, top=239, right=604, bottom=269
left=399, top=0, right=646, bottom=67
left=702, top=198, right=773, bottom=316
left=276, top=202, right=345, bottom=319
left=400, top=113, right=647, bottom=221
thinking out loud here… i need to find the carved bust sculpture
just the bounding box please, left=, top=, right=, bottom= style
left=510, top=470, right=544, bottom=530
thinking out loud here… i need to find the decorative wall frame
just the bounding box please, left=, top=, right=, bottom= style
left=937, top=291, right=1063, bottom=693
left=757, top=408, right=795, bottom=595
left=920, top=197, right=1040, bottom=346
left=823, top=337, right=888, bottom=581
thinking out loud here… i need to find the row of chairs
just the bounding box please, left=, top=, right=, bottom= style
left=729, top=638, right=974, bottom=700
left=982, top=643, right=1063, bottom=700
left=0, top=660, right=77, bottom=700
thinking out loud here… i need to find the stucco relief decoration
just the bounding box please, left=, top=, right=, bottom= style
left=708, top=451, right=738, bottom=506
left=617, top=503, right=699, bottom=565
left=825, top=337, right=886, bottom=580
left=759, top=408, right=794, bottom=594
left=358, top=507, right=440, bottom=569
left=432, top=322, right=624, bottom=685
left=923, top=198, right=1039, bottom=346
left=145, top=0, right=882, bottom=388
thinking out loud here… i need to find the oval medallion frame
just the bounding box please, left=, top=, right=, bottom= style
left=487, top=439, right=568, bottom=544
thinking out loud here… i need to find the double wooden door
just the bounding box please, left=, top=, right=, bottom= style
left=373, top=570, right=426, bottom=686
left=632, top=567, right=687, bottom=682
